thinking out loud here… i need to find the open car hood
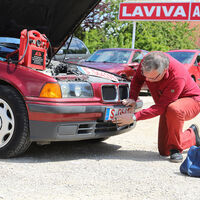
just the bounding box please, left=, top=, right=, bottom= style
left=0, top=0, right=100, bottom=55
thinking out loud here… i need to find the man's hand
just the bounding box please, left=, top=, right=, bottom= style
left=122, top=98, right=136, bottom=113
left=112, top=113, right=136, bottom=127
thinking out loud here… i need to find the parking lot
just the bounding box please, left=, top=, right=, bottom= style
left=0, top=96, right=200, bottom=200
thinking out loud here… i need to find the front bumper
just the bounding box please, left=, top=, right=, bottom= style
left=29, top=120, right=134, bottom=141
left=28, top=102, right=141, bottom=141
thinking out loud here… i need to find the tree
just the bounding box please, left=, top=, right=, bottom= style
left=75, top=1, right=112, bottom=40
left=82, top=1, right=111, bottom=30
left=135, top=21, right=197, bottom=51
left=75, top=1, right=198, bottom=53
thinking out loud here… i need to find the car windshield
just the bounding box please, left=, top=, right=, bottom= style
left=167, top=52, right=195, bottom=64
left=0, top=37, right=20, bottom=60
left=86, top=49, right=132, bottom=64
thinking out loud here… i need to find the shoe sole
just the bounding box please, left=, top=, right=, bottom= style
left=169, top=159, right=183, bottom=163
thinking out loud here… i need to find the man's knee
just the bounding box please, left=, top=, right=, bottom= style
left=166, top=103, right=183, bottom=119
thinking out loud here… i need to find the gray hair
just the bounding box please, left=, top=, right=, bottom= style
left=141, top=52, right=169, bottom=73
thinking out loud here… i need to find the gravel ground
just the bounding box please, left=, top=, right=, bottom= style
left=0, top=96, right=200, bottom=200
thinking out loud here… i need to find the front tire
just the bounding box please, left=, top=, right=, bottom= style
left=0, top=85, right=31, bottom=158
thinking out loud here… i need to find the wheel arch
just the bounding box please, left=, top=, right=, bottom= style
left=0, top=80, right=26, bottom=106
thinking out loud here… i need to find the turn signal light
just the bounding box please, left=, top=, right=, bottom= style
left=40, top=83, right=62, bottom=98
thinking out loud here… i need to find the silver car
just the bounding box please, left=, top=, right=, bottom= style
left=54, top=37, right=90, bottom=63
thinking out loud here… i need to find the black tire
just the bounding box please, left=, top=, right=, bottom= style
left=0, top=85, right=31, bottom=158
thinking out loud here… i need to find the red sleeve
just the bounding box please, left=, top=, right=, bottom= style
left=135, top=78, right=185, bottom=121
left=129, top=64, right=145, bottom=100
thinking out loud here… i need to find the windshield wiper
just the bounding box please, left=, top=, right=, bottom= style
left=102, top=61, right=112, bottom=63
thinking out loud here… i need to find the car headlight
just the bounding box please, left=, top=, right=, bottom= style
left=60, top=82, right=93, bottom=98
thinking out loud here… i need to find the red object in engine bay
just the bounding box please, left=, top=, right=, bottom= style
left=18, top=29, right=49, bottom=70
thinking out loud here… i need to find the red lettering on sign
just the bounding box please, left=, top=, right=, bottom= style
left=81, top=67, right=119, bottom=82
left=110, top=109, right=115, bottom=120
left=121, top=108, right=126, bottom=114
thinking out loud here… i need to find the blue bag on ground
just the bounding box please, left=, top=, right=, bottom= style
left=180, top=146, right=200, bottom=177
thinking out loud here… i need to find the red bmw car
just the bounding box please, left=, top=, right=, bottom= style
left=0, top=0, right=143, bottom=157
left=166, top=49, right=200, bottom=87
left=80, top=48, right=149, bottom=81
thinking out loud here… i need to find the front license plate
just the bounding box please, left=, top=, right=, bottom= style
left=105, top=107, right=132, bottom=121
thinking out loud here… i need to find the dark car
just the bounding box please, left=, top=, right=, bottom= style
left=53, top=37, right=90, bottom=63
left=80, top=48, right=148, bottom=81
left=0, top=0, right=143, bottom=158
left=166, top=50, right=200, bottom=87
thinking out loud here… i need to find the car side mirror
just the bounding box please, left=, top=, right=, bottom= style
left=128, top=62, right=139, bottom=70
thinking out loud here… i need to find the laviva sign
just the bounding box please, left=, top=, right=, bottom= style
left=119, top=2, right=200, bottom=21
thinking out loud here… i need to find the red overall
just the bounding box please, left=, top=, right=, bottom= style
left=129, top=53, right=200, bottom=156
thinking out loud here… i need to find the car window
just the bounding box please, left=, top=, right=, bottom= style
left=195, top=54, right=200, bottom=65
left=86, top=50, right=132, bottom=64
left=76, top=40, right=88, bottom=54
left=132, top=51, right=143, bottom=63
left=60, top=38, right=89, bottom=55
left=0, top=37, right=20, bottom=60
left=63, top=39, right=79, bottom=54
left=167, top=52, right=195, bottom=64
left=143, top=51, right=149, bottom=56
